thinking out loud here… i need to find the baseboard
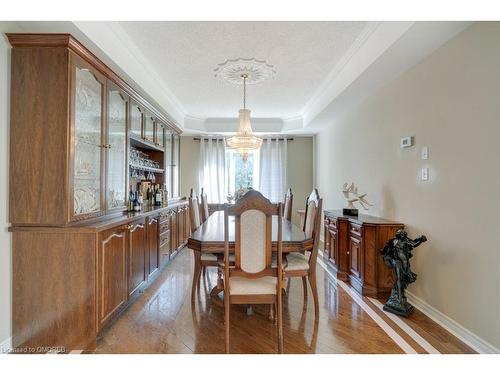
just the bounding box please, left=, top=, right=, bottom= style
left=406, top=291, right=499, bottom=354
left=0, top=335, right=12, bottom=354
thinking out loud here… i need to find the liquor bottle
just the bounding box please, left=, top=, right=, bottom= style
left=155, top=184, right=162, bottom=206
left=149, top=186, right=155, bottom=207
left=137, top=190, right=144, bottom=210
left=163, top=185, right=169, bottom=207
left=128, top=187, right=135, bottom=212
left=133, top=191, right=141, bottom=212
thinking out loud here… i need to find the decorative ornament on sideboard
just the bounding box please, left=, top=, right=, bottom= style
left=341, top=182, right=372, bottom=216
left=381, top=229, right=427, bottom=317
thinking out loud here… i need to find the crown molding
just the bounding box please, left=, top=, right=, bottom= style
left=302, top=21, right=414, bottom=126
left=72, top=21, right=186, bottom=128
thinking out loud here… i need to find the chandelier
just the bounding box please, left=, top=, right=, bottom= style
left=226, top=73, right=262, bottom=159
left=214, top=58, right=275, bottom=160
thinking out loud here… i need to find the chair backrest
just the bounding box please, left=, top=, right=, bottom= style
left=224, top=190, right=283, bottom=280
left=302, top=189, right=323, bottom=265
left=189, top=188, right=201, bottom=231
left=200, top=187, right=210, bottom=223
left=283, top=188, right=293, bottom=221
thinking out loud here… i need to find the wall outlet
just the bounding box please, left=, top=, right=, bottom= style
left=421, top=167, right=429, bottom=181
left=421, top=146, right=429, bottom=160
left=400, top=136, right=413, bottom=148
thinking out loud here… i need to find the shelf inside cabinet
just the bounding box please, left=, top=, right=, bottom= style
left=129, top=164, right=164, bottom=174
left=130, top=134, right=164, bottom=152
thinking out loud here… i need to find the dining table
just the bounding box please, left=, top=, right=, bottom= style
left=187, top=210, right=313, bottom=303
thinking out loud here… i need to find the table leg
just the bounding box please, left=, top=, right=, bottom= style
left=191, top=251, right=202, bottom=305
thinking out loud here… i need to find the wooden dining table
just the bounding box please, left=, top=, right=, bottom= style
left=187, top=210, right=313, bottom=303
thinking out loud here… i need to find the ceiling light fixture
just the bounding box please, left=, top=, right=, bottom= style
left=226, top=73, right=262, bottom=160
left=215, top=58, right=276, bottom=160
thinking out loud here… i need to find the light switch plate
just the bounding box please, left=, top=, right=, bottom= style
left=421, top=146, right=429, bottom=160
left=421, top=167, right=429, bottom=181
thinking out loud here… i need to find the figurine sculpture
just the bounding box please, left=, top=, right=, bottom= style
left=381, top=229, right=427, bottom=317
left=342, top=182, right=372, bottom=215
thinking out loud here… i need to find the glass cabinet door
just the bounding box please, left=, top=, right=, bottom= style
left=144, top=113, right=155, bottom=143
left=130, top=102, right=143, bottom=138
left=106, top=89, right=128, bottom=210
left=156, top=121, right=165, bottom=149
left=164, top=129, right=172, bottom=195
left=73, top=66, right=104, bottom=217
left=171, top=134, right=180, bottom=198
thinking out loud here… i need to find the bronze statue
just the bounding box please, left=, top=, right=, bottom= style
left=381, top=229, right=427, bottom=317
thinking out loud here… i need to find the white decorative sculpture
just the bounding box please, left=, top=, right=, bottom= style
left=342, top=182, right=373, bottom=210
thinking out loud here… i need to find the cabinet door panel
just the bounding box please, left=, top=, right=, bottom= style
left=156, top=121, right=165, bottom=149
left=148, top=217, right=159, bottom=276
left=329, top=229, right=337, bottom=267
left=128, top=222, right=146, bottom=296
left=98, top=228, right=127, bottom=328
left=144, top=113, right=155, bottom=143
left=349, top=236, right=361, bottom=278
left=106, top=88, right=127, bottom=210
left=73, top=65, right=104, bottom=217
left=130, top=102, right=143, bottom=138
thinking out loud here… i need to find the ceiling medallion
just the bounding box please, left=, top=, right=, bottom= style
left=214, top=57, right=276, bottom=85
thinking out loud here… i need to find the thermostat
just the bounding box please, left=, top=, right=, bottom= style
left=400, top=136, right=413, bottom=148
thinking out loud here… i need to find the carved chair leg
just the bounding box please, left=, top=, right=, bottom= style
left=225, top=296, right=230, bottom=354
left=277, top=293, right=283, bottom=353
left=308, top=271, right=319, bottom=316
left=302, top=276, right=308, bottom=298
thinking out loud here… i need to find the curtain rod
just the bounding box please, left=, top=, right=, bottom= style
left=193, top=137, right=293, bottom=142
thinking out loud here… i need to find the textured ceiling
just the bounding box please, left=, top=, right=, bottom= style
left=119, top=21, right=369, bottom=119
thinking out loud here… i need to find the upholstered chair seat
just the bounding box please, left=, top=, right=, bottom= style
left=229, top=276, right=277, bottom=295
left=285, top=252, right=310, bottom=271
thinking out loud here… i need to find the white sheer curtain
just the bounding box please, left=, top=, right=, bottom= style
left=259, top=138, right=287, bottom=202
left=198, top=138, right=227, bottom=203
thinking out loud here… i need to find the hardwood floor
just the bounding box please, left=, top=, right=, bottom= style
left=95, top=248, right=475, bottom=354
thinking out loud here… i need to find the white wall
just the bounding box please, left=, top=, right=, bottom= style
left=0, top=23, right=16, bottom=350
left=180, top=136, right=314, bottom=226
left=315, top=22, right=500, bottom=350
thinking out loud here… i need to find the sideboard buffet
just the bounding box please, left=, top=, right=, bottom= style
left=7, top=34, right=189, bottom=352
left=323, top=210, right=404, bottom=297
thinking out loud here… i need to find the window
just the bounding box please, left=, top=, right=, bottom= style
left=226, top=149, right=260, bottom=195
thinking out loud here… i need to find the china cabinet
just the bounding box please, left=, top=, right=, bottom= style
left=8, top=33, right=188, bottom=353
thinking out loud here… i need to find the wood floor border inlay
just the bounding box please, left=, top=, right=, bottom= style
left=316, top=257, right=417, bottom=354
left=368, top=297, right=441, bottom=354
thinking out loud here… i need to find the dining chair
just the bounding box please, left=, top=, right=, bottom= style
left=199, top=187, right=210, bottom=223
left=283, top=188, right=293, bottom=221
left=284, top=189, right=322, bottom=315
left=189, top=188, right=218, bottom=279
left=223, top=190, right=284, bottom=354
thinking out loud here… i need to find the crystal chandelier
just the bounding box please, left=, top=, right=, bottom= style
left=226, top=73, right=262, bottom=159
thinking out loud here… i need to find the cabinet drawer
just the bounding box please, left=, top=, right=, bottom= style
left=350, top=223, right=362, bottom=237
left=159, top=220, right=170, bottom=234
left=159, top=231, right=170, bottom=248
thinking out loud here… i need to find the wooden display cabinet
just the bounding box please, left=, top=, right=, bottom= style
left=8, top=33, right=187, bottom=353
